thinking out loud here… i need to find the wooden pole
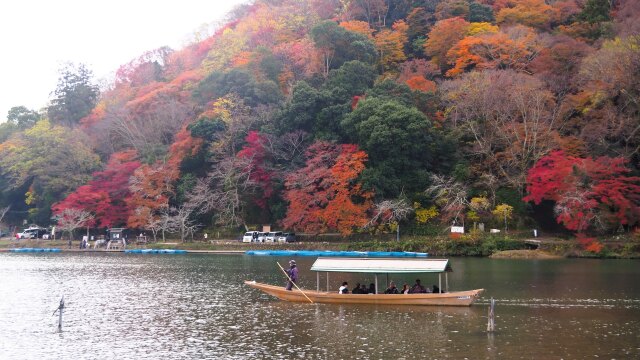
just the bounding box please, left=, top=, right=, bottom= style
left=277, top=262, right=314, bottom=304
left=374, top=274, right=378, bottom=294
left=487, top=297, right=496, bottom=332
left=53, top=296, right=64, bottom=331
left=445, top=272, right=449, bottom=292
left=327, top=272, right=329, bottom=292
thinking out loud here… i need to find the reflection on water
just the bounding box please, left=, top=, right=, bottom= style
left=0, top=253, right=639, bottom=359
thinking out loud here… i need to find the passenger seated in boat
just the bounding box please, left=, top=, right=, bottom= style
left=368, top=283, right=376, bottom=294
left=339, top=282, right=349, bottom=294
left=352, top=283, right=364, bottom=294
left=401, top=284, right=410, bottom=294
left=384, top=282, right=399, bottom=294
left=432, top=284, right=440, bottom=293
left=360, top=284, right=368, bottom=293
left=409, top=279, right=428, bottom=294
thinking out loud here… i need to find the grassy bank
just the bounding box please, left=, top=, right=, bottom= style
left=2, top=234, right=639, bottom=258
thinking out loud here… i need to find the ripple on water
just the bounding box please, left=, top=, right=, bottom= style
left=1, top=253, right=639, bottom=359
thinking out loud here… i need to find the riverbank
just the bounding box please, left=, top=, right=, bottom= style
left=2, top=234, right=639, bottom=258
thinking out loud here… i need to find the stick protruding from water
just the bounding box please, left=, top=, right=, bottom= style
left=487, top=297, right=496, bottom=332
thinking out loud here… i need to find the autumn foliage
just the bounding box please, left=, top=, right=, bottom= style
left=282, top=142, right=373, bottom=235
left=524, top=151, right=640, bottom=233
left=2, top=0, right=639, bottom=246
left=52, top=151, right=141, bottom=228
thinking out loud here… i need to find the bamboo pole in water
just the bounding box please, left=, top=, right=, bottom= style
left=487, top=298, right=496, bottom=332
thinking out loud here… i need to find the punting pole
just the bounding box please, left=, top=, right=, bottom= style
left=487, top=298, right=496, bottom=332
left=317, top=272, right=320, bottom=292
left=277, top=262, right=314, bottom=304
left=438, top=274, right=442, bottom=293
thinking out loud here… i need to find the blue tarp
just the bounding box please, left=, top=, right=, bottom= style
left=9, top=248, right=61, bottom=253
left=125, top=249, right=187, bottom=254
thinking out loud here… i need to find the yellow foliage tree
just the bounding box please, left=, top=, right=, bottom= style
left=496, top=0, right=558, bottom=29
left=466, top=22, right=499, bottom=36
left=492, top=204, right=514, bottom=231
left=374, top=20, right=409, bottom=72
left=414, top=202, right=439, bottom=224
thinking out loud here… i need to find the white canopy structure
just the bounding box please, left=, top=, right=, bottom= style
left=309, top=258, right=452, bottom=294
left=310, top=258, right=450, bottom=273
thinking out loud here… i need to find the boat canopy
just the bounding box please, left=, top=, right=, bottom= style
left=310, top=258, right=450, bottom=274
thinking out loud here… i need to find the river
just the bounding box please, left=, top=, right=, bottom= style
left=0, top=253, right=638, bottom=359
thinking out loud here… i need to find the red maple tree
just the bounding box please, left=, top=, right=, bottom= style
left=52, top=150, right=141, bottom=228
left=282, top=142, right=373, bottom=235
left=524, top=150, right=640, bottom=237
left=237, top=131, right=274, bottom=209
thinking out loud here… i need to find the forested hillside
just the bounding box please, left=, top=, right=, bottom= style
left=1, top=0, right=639, bottom=246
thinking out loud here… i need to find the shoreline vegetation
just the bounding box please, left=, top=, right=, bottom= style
left=2, top=233, right=639, bottom=259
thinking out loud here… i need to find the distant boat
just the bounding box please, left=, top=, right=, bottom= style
left=245, top=258, right=484, bottom=307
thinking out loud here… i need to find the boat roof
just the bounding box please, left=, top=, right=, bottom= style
left=310, top=258, right=450, bottom=273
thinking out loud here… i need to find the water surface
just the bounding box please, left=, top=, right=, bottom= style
left=0, top=253, right=638, bottom=359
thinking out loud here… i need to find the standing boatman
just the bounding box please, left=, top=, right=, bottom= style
left=285, top=260, right=298, bottom=291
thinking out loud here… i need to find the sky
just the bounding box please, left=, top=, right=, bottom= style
left=0, top=0, right=248, bottom=122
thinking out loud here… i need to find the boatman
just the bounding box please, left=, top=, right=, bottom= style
left=285, top=260, right=298, bottom=291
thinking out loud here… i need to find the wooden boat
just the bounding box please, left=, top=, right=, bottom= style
left=245, top=258, right=484, bottom=307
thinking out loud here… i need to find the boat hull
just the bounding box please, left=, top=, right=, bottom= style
left=245, top=281, right=484, bottom=306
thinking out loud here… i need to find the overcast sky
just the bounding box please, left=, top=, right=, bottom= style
left=0, top=0, right=247, bottom=122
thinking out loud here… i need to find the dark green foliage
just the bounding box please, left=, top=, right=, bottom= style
left=274, top=81, right=328, bottom=134
left=175, top=173, right=197, bottom=204
left=188, top=117, right=226, bottom=141
left=310, top=21, right=376, bottom=70
left=193, top=69, right=282, bottom=106
left=407, top=7, right=432, bottom=42
left=6, top=106, right=41, bottom=129
left=411, top=37, right=427, bottom=57
left=274, top=61, right=376, bottom=139
left=259, top=53, right=284, bottom=83
left=469, top=2, right=495, bottom=23
left=326, top=61, right=376, bottom=98
left=452, top=162, right=470, bottom=182
left=496, top=187, right=527, bottom=215
left=341, top=97, right=440, bottom=197
left=366, top=80, right=415, bottom=106
left=578, top=0, right=611, bottom=24
left=47, top=63, right=99, bottom=127
left=367, top=80, right=440, bottom=114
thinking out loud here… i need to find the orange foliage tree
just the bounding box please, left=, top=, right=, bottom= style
left=424, top=17, right=470, bottom=71
left=446, top=26, right=541, bottom=77
left=405, top=75, right=437, bottom=92
left=339, top=20, right=374, bottom=39
left=282, top=142, right=373, bottom=235
left=126, top=127, right=202, bottom=228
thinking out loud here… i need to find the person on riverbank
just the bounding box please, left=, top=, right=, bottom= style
left=285, top=260, right=298, bottom=291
